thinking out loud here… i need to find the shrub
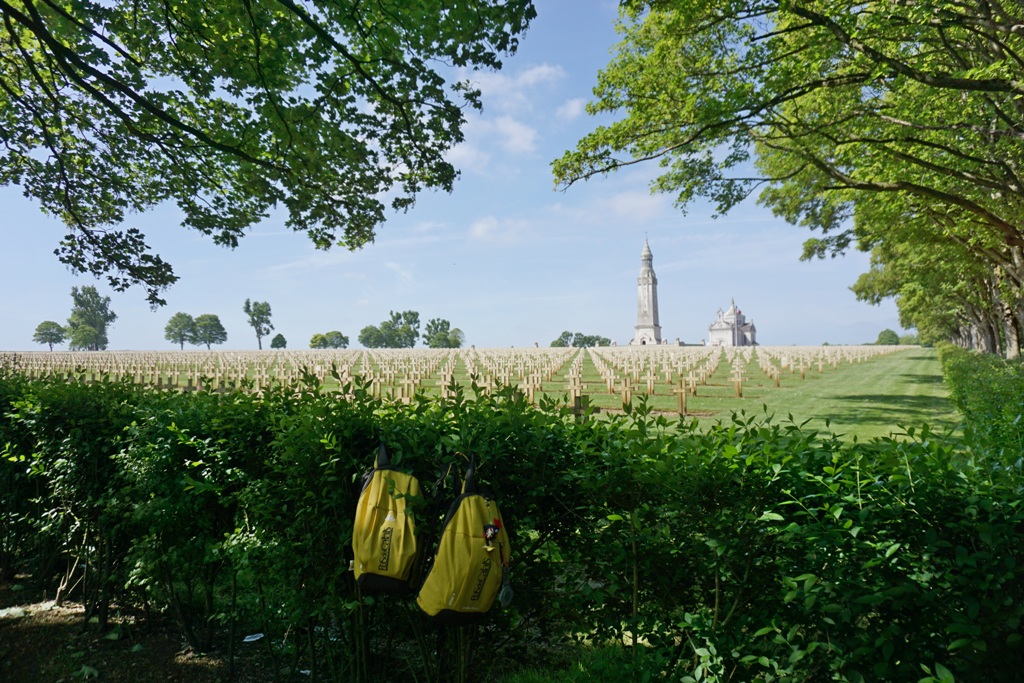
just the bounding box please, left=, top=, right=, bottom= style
left=1, top=372, right=1021, bottom=682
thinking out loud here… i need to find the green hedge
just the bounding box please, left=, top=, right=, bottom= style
left=938, top=344, right=1024, bottom=468
left=1, top=371, right=1021, bottom=682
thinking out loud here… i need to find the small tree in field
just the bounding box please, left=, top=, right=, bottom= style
left=243, top=299, right=274, bottom=349
left=192, top=314, right=228, bottom=349
left=310, top=331, right=349, bottom=349
left=876, top=329, right=900, bottom=346
left=424, top=318, right=464, bottom=348
left=270, top=334, right=287, bottom=349
left=33, top=321, right=67, bottom=351
left=164, top=312, right=196, bottom=349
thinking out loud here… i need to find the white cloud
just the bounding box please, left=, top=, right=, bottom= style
left=470, top=216, right=500, bottom=239
left=384, top=261, right=415, bottom=285
left=604, top=190, right=671, bottom=220
left=493, top=116, right=537, bottom=154
left=550, top=189, right=673, bottom=226
left=464, top=63, right=566, bottom=113
left=269, top=249, right=359, bottom=273
left=411, top=220, right=446, bottom=234
left=556, top=97, right=586, bottom=121
left=516, top=64, right=566, bottom=87
left=468, top=215, right=533, bottom=243
left=446, top=141, right=492, bottom=174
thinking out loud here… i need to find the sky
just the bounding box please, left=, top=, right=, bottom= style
left=0, top=0, right=904, bottom=352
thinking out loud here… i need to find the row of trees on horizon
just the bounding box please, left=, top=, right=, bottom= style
left=29, top=286, right=914, bottom=353
left=29, top=288, right=470, bottom=352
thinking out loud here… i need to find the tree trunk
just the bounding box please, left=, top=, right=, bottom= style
left=1002, top=301, right=1022, bottom=359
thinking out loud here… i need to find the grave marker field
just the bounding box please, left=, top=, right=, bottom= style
left=0, top=345, right=956, bottom=440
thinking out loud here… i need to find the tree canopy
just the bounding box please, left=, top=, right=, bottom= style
left=554, top=0, right=1024, bottom=357
left=192, top=314, right=228, bottom=350
left=0, top=0, right=536, bottom=305
left=550, top=331, right=611, bottom=348
left=423, top=318, right=464, bottom=348
left=243, top=299, right=273, bottom=350
left=359, top=310, right=420, bottom=348
left=66, top=285, right=116, bottom=350
left=875, top=329, right=900, bottom=346
left=32, top=321, right=66, bottom=351
left=164, top=313, right=196, bottom=350
left=310, top=331, right=349, bottom=349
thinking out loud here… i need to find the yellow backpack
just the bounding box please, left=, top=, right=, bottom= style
left=416, top=456, right=512, bottom=624
left=351, top=444, right=423, bottom=594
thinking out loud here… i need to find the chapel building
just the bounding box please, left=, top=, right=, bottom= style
left=708, top=299, right=757, bottom=347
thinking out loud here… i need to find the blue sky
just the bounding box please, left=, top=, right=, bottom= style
left=0, top=0, right=903, bottom=352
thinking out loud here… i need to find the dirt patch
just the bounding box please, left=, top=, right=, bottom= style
left=0, top=579, right=272, bottom=683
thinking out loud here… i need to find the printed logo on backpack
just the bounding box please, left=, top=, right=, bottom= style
left=351, top=443, right=423, bottom=594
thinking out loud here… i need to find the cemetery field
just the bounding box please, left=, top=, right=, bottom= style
left=0, top=345, right=957, bottom=441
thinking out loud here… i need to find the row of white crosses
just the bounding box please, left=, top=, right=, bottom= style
left=0, top=345, right=908, bottom=405
left=0, top=350, right=369, bottom=393
left=755, top=345, right=902, bottom=383
left=587, top=346, right=724, bottom=398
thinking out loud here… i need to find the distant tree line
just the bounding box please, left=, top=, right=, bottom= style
left=358, top=311, right=464, bottom=349
left=33, top=291, right=469, bottom=351
left=550, top=331, right=611, bottom=348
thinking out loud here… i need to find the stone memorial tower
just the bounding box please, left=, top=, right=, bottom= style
left=631, top=238, right=662, bottom=345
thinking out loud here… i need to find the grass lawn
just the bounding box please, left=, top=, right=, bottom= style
left=681, top=347, right=959, bottom=441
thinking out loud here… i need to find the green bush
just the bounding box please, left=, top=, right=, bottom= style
left=938, top=344, right=1024, bottom=465
left=0, top=372, right=1021, bottom=682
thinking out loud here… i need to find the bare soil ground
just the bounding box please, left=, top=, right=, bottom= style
left=0, top=577, right=273, bottom=683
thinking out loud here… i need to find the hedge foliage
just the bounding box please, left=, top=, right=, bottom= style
left=939, top=343, right=1024, bottom=466
left=1, top=367, right=1021, bottom=683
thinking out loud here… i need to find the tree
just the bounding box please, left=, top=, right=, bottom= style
left=191, top=314, right=228, bottom=350
left=554, top=1, right=1024, bottom=357
left=32, top=321, right=66, bottom=351
left=357, top=326, right=385, bottom=349
left=270, top=334, right=287, bottom=349
left=0, top=1, right=536, bottom=305
left=423, top=318, right=464, bottom=348
left=311, top=331, right=349, bottom=349
left=66, top=285, right=116, bottom=350
left=876, top=329, right=900, bottom=346
left=68, top=324, right=100, bottom=351
left=359, top=310, right=420, bottom=348
left=324, top=331, right=349, bottom=349
left=551, top=331, right=611, bottom=348
left=243, top=299, right=273, bottom=350
left=164, top=313, right=196, bottom=350
left=550, top=331, right=573, bottom=347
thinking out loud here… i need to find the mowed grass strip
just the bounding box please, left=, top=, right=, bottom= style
left=689, top=347, right=959, bottom=441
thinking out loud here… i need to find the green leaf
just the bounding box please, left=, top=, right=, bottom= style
left=934, top=662, right=955, bottom=683
left=947, top=638, right=971, bottom=651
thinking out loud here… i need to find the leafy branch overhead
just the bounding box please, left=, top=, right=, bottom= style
left=0, top=0, right=536, bottom=304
